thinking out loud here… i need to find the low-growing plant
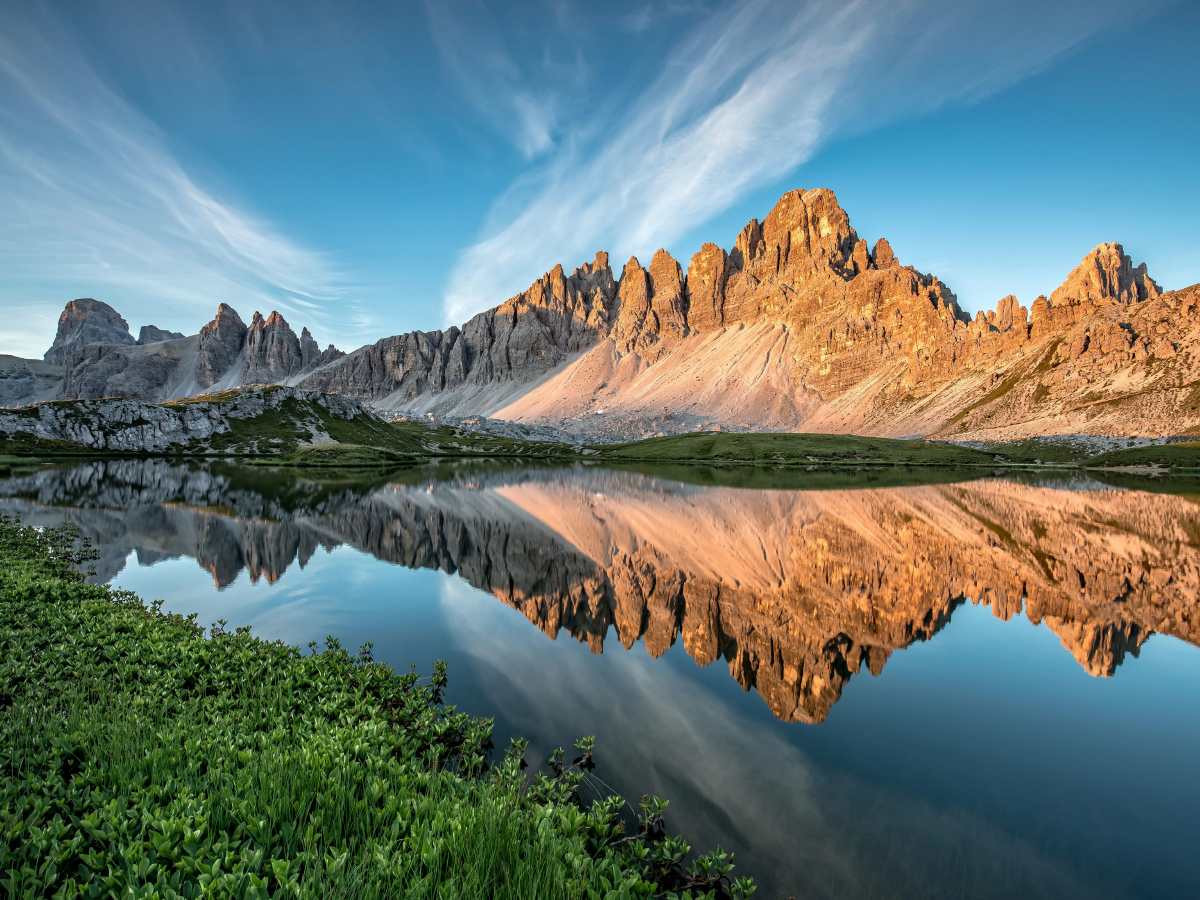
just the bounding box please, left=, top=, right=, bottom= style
left=0, top=514, right=754, bottom=899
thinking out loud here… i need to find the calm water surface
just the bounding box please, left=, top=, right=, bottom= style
left=3, top=460, right=1199, bottom=899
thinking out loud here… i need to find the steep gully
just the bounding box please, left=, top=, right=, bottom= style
left=3, top=463, right=1195, bottom=723
left=8, top=188, right=1197, bottom=442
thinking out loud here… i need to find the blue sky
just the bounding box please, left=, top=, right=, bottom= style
left=1, top=0, right=1197, bottom=358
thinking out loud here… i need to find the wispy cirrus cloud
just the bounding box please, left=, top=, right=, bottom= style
left=440, top=0, right=1159, bottom=324
left=0, top=5, right=349, bottom=356
left=422, top=0, right=568, bottom=160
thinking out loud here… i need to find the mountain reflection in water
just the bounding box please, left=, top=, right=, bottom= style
left=3, top=460, right=1197, bottom=724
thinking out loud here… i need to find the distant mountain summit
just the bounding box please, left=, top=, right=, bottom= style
left=1, top=299, right=343, bottom=408
left=44, top=298, right=136, bottom=365
left=7, top=188, right=1195, bottom=440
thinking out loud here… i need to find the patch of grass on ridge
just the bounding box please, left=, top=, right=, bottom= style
left=0, top=515, right=755, bottom=900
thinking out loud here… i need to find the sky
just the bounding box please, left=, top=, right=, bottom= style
left=1, top=0, right=1197, bottom=358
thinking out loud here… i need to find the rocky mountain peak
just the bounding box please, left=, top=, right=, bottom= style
left=241, top=309, right=303, bottom=384
left=575, top=250, right=610, bottom=277
left=872, top=238, right=896, bottom=269
left=1047, top=242, right=1160, bottom=309
left=570, top=252, right=618, bottom=327
left=197, top=304, right=248, bottom=388
left=731, top=218, right=763, bottom=270
left=685, top=242, right=731, bottom=332
left=801, top=188, right=857, bottom=261
left=300, top=327, right=321, bottom=370
left=723, top=188, right=867, bottom=299
left=611, top=256, right=652, bottom=355
left=648, top=249, right=688, bottom=342
left=45, top=298, right=135, bottom=365
left=209, top=303, right=245, bottom=330
left=991, top=295, right=1026, bottom=332
left=1027, top=242, right=1161, bottom=333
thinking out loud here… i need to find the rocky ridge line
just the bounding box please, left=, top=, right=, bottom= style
left=294, top=188, right=1185, bottom=441
left=13, top=187, right=1194, bottom=441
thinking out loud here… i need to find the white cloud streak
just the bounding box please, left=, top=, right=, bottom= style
left=441, top=0, right=1156, bottom=324
left=422, top=0, right=561, bottom=159
left=0, top=6, right=347, bottom=356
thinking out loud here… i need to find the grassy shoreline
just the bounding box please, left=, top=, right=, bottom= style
left=0, top=515, right=755, bottom=899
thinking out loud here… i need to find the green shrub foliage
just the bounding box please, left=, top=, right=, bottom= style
left=0, top=514, right=754, bottom=899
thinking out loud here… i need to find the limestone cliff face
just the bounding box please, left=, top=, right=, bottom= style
left=292, top=187, right=1192, bottom=440
left=1045, top=242, right=1160, bottom=313
left=44, top=299, right=135, bottom=365
left=61, top=341, right=184, bottom=401
left=8, top=465, right=1196, bottom=723
left=300, top=328, right=345, bottom=372
left=240, top=311, right=305, bottom=384
left=299, top=252, right=617, bottom=404
left=196, top=304, right=249, bottom=389
left=0, top=356, right=63, bottom=407
left=294, top=187, right=968, bottom=421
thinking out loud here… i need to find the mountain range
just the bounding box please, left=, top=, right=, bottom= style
left=5, top=188, right=1196, bottom=441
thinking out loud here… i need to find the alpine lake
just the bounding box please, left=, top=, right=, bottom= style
left=4, top=457, right=1198, bottom=900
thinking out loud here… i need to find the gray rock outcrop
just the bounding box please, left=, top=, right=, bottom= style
left=0, top=386, right=372, bottom=452
left=300, top=328, right=346, bottom=372
left=137, top=325, right=185, bottom=345
left=299, top=252, right=617, bottom=403
left=0, top=355, right=64, bottom=407
left=61, top=342, right=183, bottom=401
left=44, top=299, right=135, bottom=365
left=241, top=311, right=303, bottom=384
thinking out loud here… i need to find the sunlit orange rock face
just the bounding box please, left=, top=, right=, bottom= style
left=299, top=188, right=1199, bottom=440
